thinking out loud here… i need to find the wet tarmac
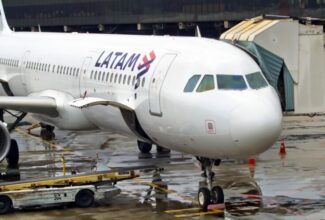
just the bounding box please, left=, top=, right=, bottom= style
left=1, top=115, right=325, bottom=219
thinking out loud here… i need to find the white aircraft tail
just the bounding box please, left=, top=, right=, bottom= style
left=0, top=0, right=11, bottom=33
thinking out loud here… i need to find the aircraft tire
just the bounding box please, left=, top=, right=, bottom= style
left=75, top=189, right=94, bottom=208
left=40, top=128, right=55, bottom=141
left=156, top=146, right=171, bottom=153
left=211, top=186, right=224, bottom=204
left=198, top=187, right=211, bottom=211
left=6, top=139, right=19, bottom=168
left=0, top=195, right=12, bottom=214
left=137, top=141, right=152, bottom=153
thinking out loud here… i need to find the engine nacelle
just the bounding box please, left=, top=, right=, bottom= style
left=0, top=121, right=10, bottom=162
left=31, top=90, right=97, bottom=131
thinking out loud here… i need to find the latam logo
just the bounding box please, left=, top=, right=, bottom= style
left=137, top=51, right=156, bottom=80
left=95, top=50, right=156, bottom=81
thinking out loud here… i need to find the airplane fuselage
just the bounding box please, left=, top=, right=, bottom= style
left=0, top=31, right=282, bottom=159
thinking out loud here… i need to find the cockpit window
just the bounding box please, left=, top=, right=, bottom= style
left=217, top=75, right=247, bottom=90
left=196, top=75, right=215, bottom=93
left=184, top=75, right=201, bottom=93
left=246, top=72, right=268, bottom=89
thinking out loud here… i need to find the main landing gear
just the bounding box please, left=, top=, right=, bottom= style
left=40, top=123, right=55, bottom=141
left=197, top=157, right=224, bottom=211
left=137, top=140, right=171, bottom=154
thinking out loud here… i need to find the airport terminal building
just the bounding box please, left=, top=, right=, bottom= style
left=3, top=0, right=325, bottom=37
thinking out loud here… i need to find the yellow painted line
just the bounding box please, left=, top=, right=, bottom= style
left=15, top=127, right=74, bottom=152
left=15, top=127, right=57, bottom=149
left=164, top=207, right=201, bottom=213
left=133, top=178, right=197, bottom=204
left=174, top=209, right=224, bottom=218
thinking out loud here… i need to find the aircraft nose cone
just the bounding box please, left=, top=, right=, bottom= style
left=230, top=101, right=282, bottom=156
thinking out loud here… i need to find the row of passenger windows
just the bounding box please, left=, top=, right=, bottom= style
left=90, top=70, right=146, bottom=87
left=25, top=61, right=81, bottom=77
left=0, top=58, right=19, bottom=67
left=184, top=72, right=268, bottom=93
left=1, top=58, right=146, bottom=88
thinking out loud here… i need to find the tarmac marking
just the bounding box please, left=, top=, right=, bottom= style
left=133, top=178, right=197, bottom=204
left=164, top=207, right=201, bottom=213
left=15, top=127, right=74, bottom=152
left=173, top=209, right=224, bottom=218
left=15, top=127, right=58, bottom=150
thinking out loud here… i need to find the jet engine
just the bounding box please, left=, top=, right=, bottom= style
left=0, top=121, right=11, bottom=162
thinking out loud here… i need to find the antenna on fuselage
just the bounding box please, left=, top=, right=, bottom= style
left=195, top=25, right=202, bottom=38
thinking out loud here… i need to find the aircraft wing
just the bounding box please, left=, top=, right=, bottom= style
left=0, top=96, right=133, bottom=118
left=0, top=96, right=58, bottom=117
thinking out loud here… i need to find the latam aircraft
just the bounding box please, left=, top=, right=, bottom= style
left=0, top=1, right=282, bottom=210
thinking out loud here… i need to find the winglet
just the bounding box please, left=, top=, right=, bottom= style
left=0, top=0, right=11, bottom=33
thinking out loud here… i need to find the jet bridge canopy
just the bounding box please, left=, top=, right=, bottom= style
left=220, top=16, right=325, bottom=114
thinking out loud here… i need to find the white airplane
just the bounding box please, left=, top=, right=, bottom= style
left=0, top=1, right=282, bottom=210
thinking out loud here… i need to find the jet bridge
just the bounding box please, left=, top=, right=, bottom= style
left=220, top=16, right=325, bottom=114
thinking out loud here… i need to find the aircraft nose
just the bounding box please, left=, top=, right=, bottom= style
left=230, top=101, right=282, bottom=156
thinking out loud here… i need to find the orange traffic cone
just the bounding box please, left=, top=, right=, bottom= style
left=248, top=157, right=256, bottom=177
left=279, top=139, right=286, bottom=155
left=248, top=157, right=256, bottom=167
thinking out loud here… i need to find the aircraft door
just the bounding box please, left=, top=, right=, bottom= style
left=79, top=57, right=92, bottom=97
left=149, top=54, right=176, bottom=116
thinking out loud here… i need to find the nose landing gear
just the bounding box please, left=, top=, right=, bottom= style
left=197, top=157, right=224, bottom=211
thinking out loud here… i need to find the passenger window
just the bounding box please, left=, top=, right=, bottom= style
left=123, top=75, right=126, bottom=84
left=110, top=73, right=114, bottom=82
left=184, top=75, right=201, bottom=93
left=106, top=72, right=109, bottom=82
left=196, top=75, right=215, bottom=93
left=53, top=65, right=56, bottom=72
left=245, top=72, right=268, bottom=89
left=76, top=68, right=79, bottom=76
left=127, top=75, right=131, bottom=85
left=98, top=71, right=102, bottom=80
left=217, top=75, right=247, bottom=90
left=142, top=78, right=145, bottom=87
left=102, top=72, right=106, bottom=81
left=118, top=74, right=122, bottom=84
left=114, top=74, right=118, bottom=83
left=94, top=71, right=97, bottom=80
left=132, top=76, right=136, bottom=86
left=90, top=71, right=94, bottom=79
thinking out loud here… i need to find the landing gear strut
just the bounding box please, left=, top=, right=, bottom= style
left=197, top=157, right=224, bottom=211
left=137, top=141, right=171, bottom=154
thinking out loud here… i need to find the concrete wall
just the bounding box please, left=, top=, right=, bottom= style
left=294, top=25, right=325, bottom=113
left=254, top=20, right=299, bottom=83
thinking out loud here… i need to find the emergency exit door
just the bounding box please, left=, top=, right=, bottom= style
left=149, top=54, right=177, bottom=116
